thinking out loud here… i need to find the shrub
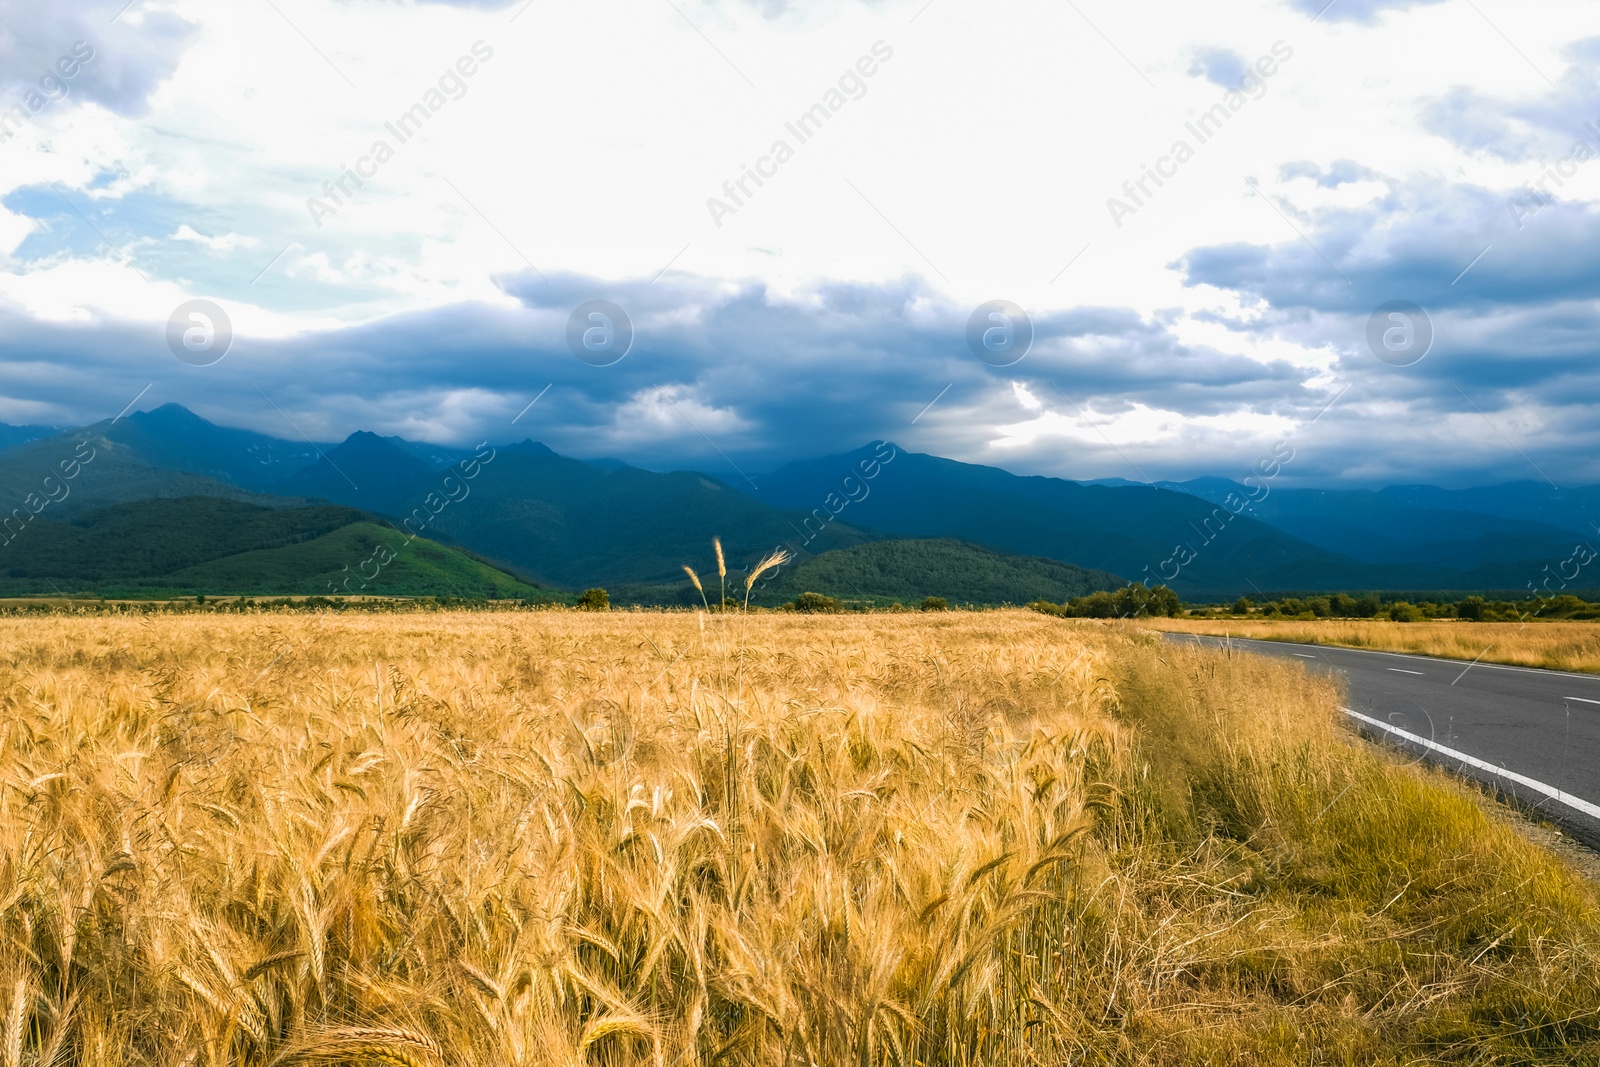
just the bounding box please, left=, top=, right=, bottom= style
left=920, top=596, right=948, bottom=612
left=576, top=588, right=610, bottom=611
left=1069, top=590, right=1117, bottom=618
left=1231, top=596, right=1252, bottom=615
left=794, top=591, right=837, bottom=613
left=1026, top=600, right=1065, bottom=617
left=1388, top=600, right=1424, bottom=622
left=1148, top=584, right=1181, bottom=617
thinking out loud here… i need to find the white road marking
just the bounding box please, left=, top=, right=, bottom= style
left=1387, top=668, right=1425, bottom=675
left=1342, top=706, right=1600, bottom=822
left=1294, top=653, right=1317, bottom=658
left=1565, top=696, right=1600, bottom=705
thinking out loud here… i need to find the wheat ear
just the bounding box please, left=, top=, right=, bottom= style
left=742, top=549, right=790, bottom=611
left=713, top=537, right=727, bottom=609
left=683, top=565, right=710, bottom=612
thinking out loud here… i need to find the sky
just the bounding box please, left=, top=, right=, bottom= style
left=1, top=0, right=1598, bottom=487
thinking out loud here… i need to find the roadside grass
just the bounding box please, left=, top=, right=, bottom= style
left=1146, top=616, right=1600, bottom=674
left=0, top=611, right=1595, bottom=1065
left=1107, top=625, right=1600, bottom=1061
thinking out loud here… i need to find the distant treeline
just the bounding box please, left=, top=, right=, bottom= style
left=0, top=595, right=570, bottom=616
left=1021, top=588, right=1600, bottom=622
left=2, top=588, right=1597, bottom=621
left=1201, top=593, right=1600, bottom=622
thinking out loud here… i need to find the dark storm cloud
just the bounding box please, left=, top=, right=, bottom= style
left=0, top=274, right=1319, bottom=478
left=1169, top=176, right=1600, bottom=485
left=1178, top=180, right=1600, bottom=315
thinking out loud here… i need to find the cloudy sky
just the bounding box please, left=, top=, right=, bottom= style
left=2, top=0, right=1598, bottom=486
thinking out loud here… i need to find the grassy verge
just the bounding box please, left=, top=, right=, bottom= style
left=1145, top=616, right=1600, bottom=673
left=0, top=612, right=1595, bottom=1064
left=1106, top=624, right=1600, bottom=1061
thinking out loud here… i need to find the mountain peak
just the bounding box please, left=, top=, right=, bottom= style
left=339, top=430, right=392, bottom=447
left=502, top=439, right=559, bottom=458
left=128, top=403, right=215, bottom=428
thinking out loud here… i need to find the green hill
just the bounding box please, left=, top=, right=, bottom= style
left=167, top=522, right=553, bottom=598
left=0, top=497, right=559, bottom=599
left=766, top=538, right=1125, bottom=606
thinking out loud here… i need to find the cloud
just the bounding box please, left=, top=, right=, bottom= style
left=1282, top=0, right=1447, bottom=23
left=0, top=0, right=1595, bottom=492
left=170, top=225, right=258, bottom=253
left=0, top=252, right=1596, bottom=487
left=0, top=1, right=198, bottom=118
left=1421, top=37, right=1600, bottom=160
left=1187, top=48, right=1250, bottom=90
left=1177, top=178, right=1600, bottom=315
left=0, top=271, right=1331, bottom=478
left=1169, top=176, right=1600, bottom=484
left=1279, top=159, right=1378, bottom=188
left=413, top=0, right=845, bottom=14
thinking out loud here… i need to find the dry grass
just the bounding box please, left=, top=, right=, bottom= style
left=1, top=610, right=1598, bottom=1065
left=1145, top=617, right=1600, bottom=673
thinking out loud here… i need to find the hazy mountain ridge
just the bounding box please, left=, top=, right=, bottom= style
left=1145, top=477, right=1595, bottom=569
left=0, top=406, right=1591, bottom=599
left=754, top=444, right=1427, bottom=595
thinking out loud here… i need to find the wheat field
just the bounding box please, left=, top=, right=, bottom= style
left=1145, top=617, right=1600, bottom=673
left=2, top=610, right=1598, bottom=1065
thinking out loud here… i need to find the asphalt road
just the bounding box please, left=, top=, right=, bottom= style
left=1163, top=632, right=1600, bottom=848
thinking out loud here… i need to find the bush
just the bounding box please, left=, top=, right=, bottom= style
left=920, top=596, right=949, bottom=612
left=1148, top=584, right=1182, bottom=617
left=1099, top=583, right=1181, bottom=619
left=1388, top=600, right=1424, bottom=622
left=1231, top=596, right=1252, bottom=615
left=1069, top=590, right=1117, bottom=618
left=1026, top=600, right=1065, bottom=618
left=576, top=588, right=610, bottom=611
left=794, top=591, right=837, bottom=613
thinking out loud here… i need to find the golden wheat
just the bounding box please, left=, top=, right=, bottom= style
left=0, top=611, right=1594, bottom=1065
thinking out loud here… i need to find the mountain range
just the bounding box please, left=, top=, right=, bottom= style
left=0, top=403, right=1590, bottom=603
